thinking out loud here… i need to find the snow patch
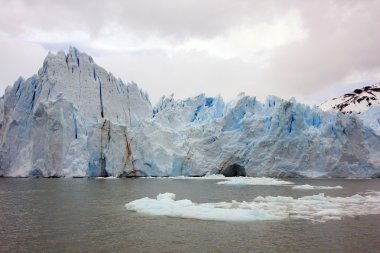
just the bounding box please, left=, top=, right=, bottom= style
left=320, top=83, right=380, bottom=113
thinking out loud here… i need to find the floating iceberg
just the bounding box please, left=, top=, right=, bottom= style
left=144, top=174, right=228, bottom=180
left=95, top=176, right=119, bottom=180
left=125, top=191, right=380, bottom=222
left=217, top=177, right=294, bottom=185
left=292, top=184, right=343, bottom=190
left=125, top=193, right=283, bottom=222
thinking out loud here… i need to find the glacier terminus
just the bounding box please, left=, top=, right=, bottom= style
left=1, top=47, right=380, bottom=178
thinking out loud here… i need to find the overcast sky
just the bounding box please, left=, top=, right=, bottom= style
left=1, top=0, right=380, bottom=105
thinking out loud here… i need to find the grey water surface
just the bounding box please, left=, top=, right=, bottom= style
left=0, top=178, right=380, bottom=253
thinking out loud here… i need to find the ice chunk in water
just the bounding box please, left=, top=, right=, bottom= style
left=217, top=177, right=294, bottom=185
left=292, top=184, right=342, bottom=190
left=125, top=191, right=380, bottom=223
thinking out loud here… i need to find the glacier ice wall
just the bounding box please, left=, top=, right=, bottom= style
left=1, top=47, right=380, bottom=178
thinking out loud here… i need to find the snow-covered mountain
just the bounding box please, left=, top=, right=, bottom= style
left=1, top=47, right=380, bottom=178
left=320, top=83, right=380, bottom=113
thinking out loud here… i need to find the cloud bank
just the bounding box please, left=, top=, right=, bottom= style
left=0, top=0, right=379, bottom=104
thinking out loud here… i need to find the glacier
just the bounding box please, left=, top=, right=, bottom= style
left=1, top=47, right=380, bottom=178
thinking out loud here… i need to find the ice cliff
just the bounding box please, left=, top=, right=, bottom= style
left=1, top=47, right=380, bottom=178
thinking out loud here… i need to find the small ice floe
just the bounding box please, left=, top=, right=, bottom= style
left=95, top=176, right=118, bottom=179
left=346, top=178, right=372, bottom=180
left=142, top=175, right=294, bottom=186
left=170, top=174, right=227, bottom=180
left=217, top=177, right=294, bottom=186
left=140, top=174, right=227, bottom=180
left=125, top=191, right=380, bottom=223
left=292, top=184, right=343, bottom=190
left=125, top=193, right=281, bottom=222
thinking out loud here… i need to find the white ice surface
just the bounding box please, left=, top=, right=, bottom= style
left=125, top=193, right=282, bottom=222
left=292, top=184, right=343, bottom=190
left=145, top=174, right=227, bottom=180
left=217, top=177, right=294, bottom=185
left=125, top=191, right=380, bottom=222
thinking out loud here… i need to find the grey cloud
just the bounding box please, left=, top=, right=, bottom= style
left=0, top=0, right=285, bottom=39
left=0, top=35, right=46, bottom=90
left=260, top=0, right=380, bottom=99
left=0, top=0, right=379, bottom=105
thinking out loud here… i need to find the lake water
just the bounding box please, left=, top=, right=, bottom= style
left=1, top=178, right=380, bottom=253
